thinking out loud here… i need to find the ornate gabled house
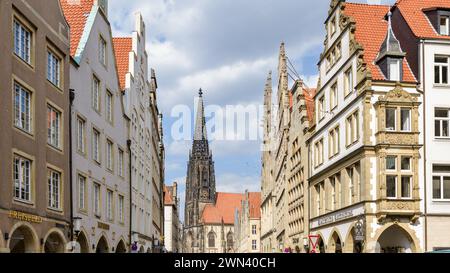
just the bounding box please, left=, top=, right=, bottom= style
left=234, top=191, right=262, bottom=253
left=113, top=13, right=165, bottom=253
left=307, top=0, right=423, bottom=253
left=183, top=91, right=244, bottom=253
left=61, top=0, right=130, bottom=253
left=388, top=0, right=450, bottom=252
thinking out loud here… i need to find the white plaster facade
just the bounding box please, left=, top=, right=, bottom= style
left=120, top=13, right=165, bottom=253
left=69, top=1, right=129, bottom=253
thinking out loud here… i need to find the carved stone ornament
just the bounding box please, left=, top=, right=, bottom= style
left=378, top=83, right=417, bottom=103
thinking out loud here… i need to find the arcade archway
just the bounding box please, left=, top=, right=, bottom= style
left=8, top=224, right=39, bottom=253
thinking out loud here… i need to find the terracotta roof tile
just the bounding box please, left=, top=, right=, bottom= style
left=60, top=0, right=95, bottom=57
left=248, top=192, right=261, bottom=219
left=113, top=37, right=132, bottom=91
left=343, top=2, right=416, bottom=82
left=395, top=0, right=450, bottom=40
left=201, top=193, right=245, bottom=225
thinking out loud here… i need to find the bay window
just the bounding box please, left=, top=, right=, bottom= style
left=386, top=108, right=396, bottom=131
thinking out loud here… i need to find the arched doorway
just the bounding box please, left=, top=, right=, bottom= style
left=376, top=225, right=416, bottom=253
left=44, top=231, right=66, bottom=253
left=77, top=231, right=89, bottom=253
left=328, top=232, right=343, bottom=253
left=8, top=224, right=39, bottom=253
left=96, top=236, right=109, bottom=253
left=315, top=235, right=325, bottom=253
left=116, top=240, right=127, bottom=253
left=146, top=247, right=152, bottom=253
left=344, top=227, right=363, bottom=253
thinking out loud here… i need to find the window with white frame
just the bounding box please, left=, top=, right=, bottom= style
left=440, top=15, right=450, bottom=35
left=47, top=51, right=60, bottom=87
left=106, top=140, right=113, bottom=171
left=14, top=82, right=32, bottom=133
left=94, top=183, right=101, bottom=216
left=13, top=19, right=31, bottom=64
left=330, top=83, right=338, bottom=110
left=47, top=105, right=61, bottom=149
left=99, top=36, right=107, bottom=65
left=330, top=176, right=336, bottom=211
left=93, top=129, right=100, bottom=163
left=346, top=111, right=359, bottom=146
left=106, top=190, right=113, bottom=221
left=314, top=138, right=324, bottom=167
left=329, top=126, right=340, bottom=158
left=435, top=108, right=449, bottom=138
left=106, top=90, right=113, bottom=123
left=78, top=174, right=86, bottom=210
left=252, top=240, right=257, bottom=250
left=433, top=165, right=450, bottom=200
left=385, top=156, right=413, bottom=199
left=47, top=169, right=61, bottom=210
left=344, top=68, right=353, bottom=97
left=252, top=225, right=257, bottom=235
left=435, top=56, right=449, bottom=85
left=318, top=96, right=325, bottom=120
left=13, top=155, right=31, bottom=202
left=401, top=108, right=411, bottom=131
left=386, top=108, right=396, bottom=131
left=330, top=16, right=336, bottom=36
left=92, top=76, right=100, bottom=111
left=388, top=59, right=401, bottom=81
left=118, top=195, right=124, bottom=223
left=118, top=149, right=124, bottom=177
left=76, top=117, right=86, bottom=153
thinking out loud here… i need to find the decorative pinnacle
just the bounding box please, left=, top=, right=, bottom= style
left=199, top=88, right=203, bottom=97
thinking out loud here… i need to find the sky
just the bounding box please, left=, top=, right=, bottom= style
left=108, top=0, right=396, bottom=222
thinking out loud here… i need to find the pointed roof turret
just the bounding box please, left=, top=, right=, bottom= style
left=194, top=88, right=207, bottom=141
left=377, top=10, right=405, bottom=61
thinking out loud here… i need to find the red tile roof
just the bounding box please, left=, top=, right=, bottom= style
left=248, top=192, right=261, bottom=219
left=343, top=3, right=416, bottom=82
left=202, top=192, right=244, bottom=225
left=394, top=0, right=450, bottom=40
left=113, top=37, right=132, bottom=90
left=60, top=0, right=95, bottom=57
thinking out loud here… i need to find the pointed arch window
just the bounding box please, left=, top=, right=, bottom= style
left=208, top=232, right=215, bottom=248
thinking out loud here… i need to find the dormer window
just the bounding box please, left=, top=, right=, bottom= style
left=440, top=15, right=449, bottom=35
left=388, top=59, right=401, bottom=81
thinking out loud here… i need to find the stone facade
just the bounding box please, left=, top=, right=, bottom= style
left=234, top=191, right=261, bottom=253
left=164, top=182, right=181, bottom=253
left=0, top=0, right=71, bottom=253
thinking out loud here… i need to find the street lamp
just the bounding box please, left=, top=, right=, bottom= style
left=131, top=232, right=139, bottom=253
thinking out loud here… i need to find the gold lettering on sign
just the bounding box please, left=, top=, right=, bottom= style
left=98, top=222, right=110, bottom=230
left=8, top=211, right=43, bottom=224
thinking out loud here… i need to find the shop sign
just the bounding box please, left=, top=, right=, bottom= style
left=97, top=222, right=110, bottom=230
left=8, top=210, right=42, bottom=224
left=311, top=203, right=364, bottom=229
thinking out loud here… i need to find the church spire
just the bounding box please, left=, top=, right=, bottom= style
left=194, top=88, right=207, bottom=141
